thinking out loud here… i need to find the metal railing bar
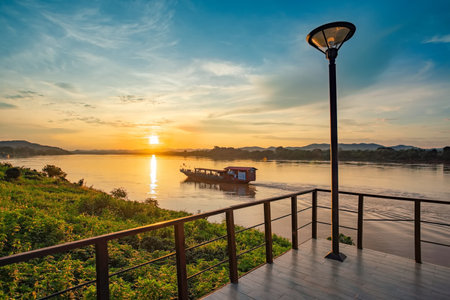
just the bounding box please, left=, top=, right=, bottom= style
left=339, top=225, right=357, bottom=231
left=109, top=252, right=176, bottom=278
left=317, top=205, right=331, bottom=210
left=187, top=258, right=229, bottom=280
left=236, top=243, right=266, bottom=258
left=364, top=219, right=414, bottom=222
left=235, top=222, right=265, bottom=234
left=38, top=279, right=96, bottom=300
left=271, top=213, right=291, bottom=222
left=185, top=234, right=228, bottom=252
left=316, top=189, right=450, bottom=205
left=316, top=221, right=356, bottom=230
left=298, top=206, right=312, bottom=213
left=421, top=240, right=450, bottom=247
left=421, top=220, right=450, bottom=227
left=297, top=222, right=312, bottom=230
left=317, top=221, right=331, bottom=226
left=316, top=205, right=357, bottom=214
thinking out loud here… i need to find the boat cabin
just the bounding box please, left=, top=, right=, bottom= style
left=224, top=166, right=257, bottom=182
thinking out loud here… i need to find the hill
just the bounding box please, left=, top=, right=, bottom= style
left=0, top=140, right=70, bottom=158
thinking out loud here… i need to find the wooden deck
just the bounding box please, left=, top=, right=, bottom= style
left=203, top=239, right=450, bottom=299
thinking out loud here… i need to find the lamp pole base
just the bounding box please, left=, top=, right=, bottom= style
left=325, top=251, right=347, bottom=262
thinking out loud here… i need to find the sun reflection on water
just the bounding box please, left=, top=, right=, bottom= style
left=149, top=155, right=157, bottom=196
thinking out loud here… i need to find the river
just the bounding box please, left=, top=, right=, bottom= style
left=3, top=154, right=450, bottom=266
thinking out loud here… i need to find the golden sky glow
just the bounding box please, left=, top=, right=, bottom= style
left=0, top=1, right=449, bottom=150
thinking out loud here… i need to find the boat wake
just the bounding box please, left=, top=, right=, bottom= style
left=252, top=181, right=450, bottom=225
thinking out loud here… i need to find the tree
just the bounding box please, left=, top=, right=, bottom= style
left=42, top=165, right=67, bottom=178
left=111, top=187, right=128, bottom=199
left=443, top=147, right=450, bottom=162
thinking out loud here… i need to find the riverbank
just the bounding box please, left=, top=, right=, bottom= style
left=0, top=163, right=290, bottom=299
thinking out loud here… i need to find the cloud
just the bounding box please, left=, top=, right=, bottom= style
left=254, top=65, right=327, bottom=110
left=40, top=1, right=175, bottom=50
left=250, top=121, right=295, bottom=126
left=253, top=135, right=317, bottom=141
left=119, top=95, right=159, bottom=104
left=58, top=114, right=169, bottom=128
left=4, top=90, right=44, bottom=100
left=202, top=61, right=246, bottom=76
left=177, top=119, right=260, bottom=134
left=54, top=82, right=76, bottom=92
left=0, top=102, right=17, bottom=109
left=0, top=122, right=79, bottom=134
left=423, top=35, right=450, bottom=44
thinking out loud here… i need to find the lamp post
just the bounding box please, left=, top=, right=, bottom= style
left=306, top=21, right=356, bottom=262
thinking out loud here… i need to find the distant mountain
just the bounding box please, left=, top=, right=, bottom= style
left=0, top=140, right=70, bottom=158
left=239, top=143, right=422, bottom=152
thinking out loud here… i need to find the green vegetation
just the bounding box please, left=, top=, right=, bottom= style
left=327, top=233, right=354, bottom=245
left=0, top=163, right=291, bottom=299
left=42, top=164, right=67, bottom=179
left=169, top=146, right=450, bottom=163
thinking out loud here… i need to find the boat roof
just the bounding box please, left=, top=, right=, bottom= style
left=194, top=168, right=225, bottom=172
left=225, top=166, right=257, bottom=171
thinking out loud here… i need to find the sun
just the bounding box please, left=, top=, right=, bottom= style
left=148, top=135, right=159, bottom=145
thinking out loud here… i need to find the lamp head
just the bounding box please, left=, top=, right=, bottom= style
left=306, top=21, right=356, bottom=60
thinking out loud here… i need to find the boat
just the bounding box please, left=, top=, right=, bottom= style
left=180, top=166, right=257, bottom=184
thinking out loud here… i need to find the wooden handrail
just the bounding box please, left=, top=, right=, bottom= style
left=1, top=188, right=448, bottom=299
left=0, top=189, right=315, bottom=267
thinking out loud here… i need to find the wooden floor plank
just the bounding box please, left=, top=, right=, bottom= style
left=202, top=239, right=450, bottom=300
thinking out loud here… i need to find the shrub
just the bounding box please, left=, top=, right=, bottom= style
left=42, top=165, right=67, bottom=178
left=5, top=167, right=21, bottom=180
left=111, top=187, right=127, bottom=199
left=78, top=194, right=112, bottom=216
left=145, top=198, right=159, bottom=207
left=327, top=233, right=354, bottom=245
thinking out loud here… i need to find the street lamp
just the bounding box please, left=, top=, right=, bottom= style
left=306, top=21, right=356, bottom=262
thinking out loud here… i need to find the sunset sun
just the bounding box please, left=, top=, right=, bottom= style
left=148, top=135, right=160, bottom=145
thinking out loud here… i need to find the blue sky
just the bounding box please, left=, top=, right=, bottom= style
left=0, top=0, right=449, bottom=149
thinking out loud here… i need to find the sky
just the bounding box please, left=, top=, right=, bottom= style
left=0, top=0, right=449, bottom=150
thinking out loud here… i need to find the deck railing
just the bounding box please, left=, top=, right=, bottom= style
left=0, top=188, right=449, bottom=299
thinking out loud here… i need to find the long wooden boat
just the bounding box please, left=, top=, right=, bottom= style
left=180, top=166, right=257, bottom=184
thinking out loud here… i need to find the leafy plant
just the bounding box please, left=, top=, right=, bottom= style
left=5, top=167, right=21, bottom=180
left=111, top=187, right=127, bottom=199
left=42, top=165, right=67, bottom=178
left=327, top=233, right=354, bottom=245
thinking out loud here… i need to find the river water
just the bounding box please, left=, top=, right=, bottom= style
left=4, top=155, right=450, bottom=266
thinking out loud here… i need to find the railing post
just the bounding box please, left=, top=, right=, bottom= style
left=357, top=195, right=364, bottom=249
left=264, top=202, right=273, bottom=264
left=291, top=196, right=298, bottom=250
left=312, top=190, right=317, bottom=239
left=414, top=200, right=422, bottom=263
left=95, top=240, right=110, bottom=300
left=174, top=223, right=188, bottom=299
left=226, top=210, right=238, bottom=283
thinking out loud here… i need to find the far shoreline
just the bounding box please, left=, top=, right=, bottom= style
left=2, top=151, right=449, bottom=165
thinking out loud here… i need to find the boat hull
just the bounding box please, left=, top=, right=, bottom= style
left=180, top=169, right=251, bottom=184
